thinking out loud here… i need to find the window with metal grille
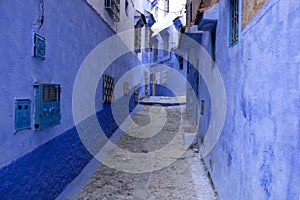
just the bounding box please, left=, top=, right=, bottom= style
left=162, top=70, right=168, bottom=84
left=134, top=26, right=142, bottom=53
left=163, top=33, right=169, bottom=56
left=178, top=55, right=184, bottom=70
left=33, top=33, right=45, bottom=59
left=145, top=26, right=152, bottom=52
left=200, top=100, right=205, bottom=116
left=211, top=30, right=216, bottom=68
left=105, top=0, right=120, bottom=22
left=124, top=82, right=129, bottom=96
left=125, top=0, right=129, bottom=16
left=43, top=85, right=60, bottom=102
left=189, top=1, right=193, bottom=23
left=150, top=73, right=155, bottom=84
left=103, top=75, right=114, bottom=103
left=230, top=0, right=239, bottom=46
left=153, top=40, right=158, bottom=61
left=145, top=71, right=149, bottom=95
left=134, top=85, right=139, bottom=103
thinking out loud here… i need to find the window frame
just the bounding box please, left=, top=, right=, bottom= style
left=229, top=0, right=239, bottom=47
left=105, top=0, right=120, bottom=22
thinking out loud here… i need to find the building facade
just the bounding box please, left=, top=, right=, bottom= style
left=0, top=0, right=150, bottom=198
left=184, top=0, right=300, bottom=199
left=147, top=0, right=188, bottom=96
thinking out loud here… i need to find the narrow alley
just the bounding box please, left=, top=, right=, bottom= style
left=0, top=0, right=299, bottom=199
left=72, top=102, right=217, bottom=200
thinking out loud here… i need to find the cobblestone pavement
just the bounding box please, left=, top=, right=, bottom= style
left=77, top=105, right=217, bottom=200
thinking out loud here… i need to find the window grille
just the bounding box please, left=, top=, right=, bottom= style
left=211, top=30, right=216, bottom=68
left=150, top=73, right=155, bottom=84
left=134, top=27, right=142, bottom=53
left=43, top=85, right=60, bottom=102
left=145, top=27, right=152, bottom=52
left=200, top=100, right=205, bottom=116
left=33, top=33, right=45, bottom=59
left=134, top=86, right=139, bottom=103
left=125, top=0, right=129, bottom=16
left=190, top=2, right=193, bottom=23
left=178, top=56, right=184, bottom=70
left=105, top=0, right=120, bottom=22
left=103, top=75, right=114, bottom=103
left=230, top=0, right=239, bottom=46
left=163, top=33, right=169, bottom=56
left=145, top=71, right=149, bottom=95
left=162, top=70, right=168, bottom=84
left=153, top=40, right=158, bottom=61
left=124, top=82, right=129, bottom=96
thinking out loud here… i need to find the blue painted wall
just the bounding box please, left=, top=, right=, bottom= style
left=0, top=0, right=144, bottom=198
left=187, top=0, right=300, bottom=199
left=152, top=84, right=176, bottom=97
left=150, top=26, right=187, bottom=97
left=150, top=52, right=187, bottom=96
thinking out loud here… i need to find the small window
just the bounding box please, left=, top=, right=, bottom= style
left=123, top=82, right=129, bottom=96
left=153, top=40, right=158, bottom=61
left=178, top=56, right=184, bottom=70
left=187, top=56, right=190, bottom=74
left=150, top=73, right=154, bottom=84
left=200, top=100, right=205, bottom=116
left=145, top=26, right=152, bottom=52
left=211, top=30, right=216, bottom=68
left=125, top=0, right=129, bottom=16
left=163, top=33, right=169, bottom=56
left=134, top=24, right=142, bottom=53
left=134, top=85, right=139, bottom=103
left=145, top=71, right=149, bottom=95
left=105, top=0, right=120, bottom=22
left=229, top=0, right=239, bottom=46
left=33, top=34, right=45, bottom=59
left=103, top=75, right=114, bottom=103
left=190, top=1, right=193, bottom=23
left=162, top=70, right=168, bottom=84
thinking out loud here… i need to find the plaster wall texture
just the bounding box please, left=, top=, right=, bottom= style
left=187, top=0, right=300, bottom=199
left=150, top=57, right=187, bottom=97
left=150, top=25, right=187, bottom=97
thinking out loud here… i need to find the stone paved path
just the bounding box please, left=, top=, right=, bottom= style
left=76, top=104, right=217, bottom=200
